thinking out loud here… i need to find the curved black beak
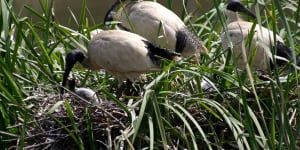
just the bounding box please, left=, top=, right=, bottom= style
left=61, top=50, right=85, bottom=94
left=67, top=78, right=76, bottom=92
left=239, top=5, right=256, bottom=19
left=227, top=1, right=256, bottom=19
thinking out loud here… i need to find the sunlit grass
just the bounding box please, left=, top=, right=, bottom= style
left=0, top=0, right=299, bottom=149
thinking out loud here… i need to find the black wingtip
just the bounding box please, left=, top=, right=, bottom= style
left=227, top=1, right=256, bottom=19
left=61, top=50, right=85, bottom=94
left=297, top=56, right=300, bottom=67
left=269, top=41, right=295, bottom=70
left=276, top=41, right=292, bottom=67
left=144, top=40, right=181, bottom=65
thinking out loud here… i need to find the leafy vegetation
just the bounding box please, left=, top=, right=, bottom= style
left=0, top=0, right=299, bottom=149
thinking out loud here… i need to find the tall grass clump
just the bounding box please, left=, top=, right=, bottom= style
left=0, top=0, right=299, bottom=149
left=0, top=0, right=82, bottom=148
left=211, top=0, right=300, bottom=149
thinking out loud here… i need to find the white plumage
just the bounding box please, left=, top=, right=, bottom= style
left=221, top=1, right=293, bottom=71
left=105, top=0, right=208, bottom=58
left=61, top=30, right=181, bottom=95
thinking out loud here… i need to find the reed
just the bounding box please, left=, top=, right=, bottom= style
left=0, top=0, right=299, bottom=149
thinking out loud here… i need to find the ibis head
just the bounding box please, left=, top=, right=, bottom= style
left=61, top=50, right=85, bottom=94
left=227, top=1, right=256, bottom=19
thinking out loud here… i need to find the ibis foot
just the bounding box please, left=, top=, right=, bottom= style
left=116, top=80, right=140, bottom=99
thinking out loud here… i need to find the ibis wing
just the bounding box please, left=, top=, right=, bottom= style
left=117, top=1, right=184, bottom=50
left=222, top=21, right=286, bottom=70
left=225, top=21, right=283, bottom=46
left=88, top=30, right=160, bottom=73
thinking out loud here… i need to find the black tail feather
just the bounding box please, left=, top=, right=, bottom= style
left=297, top=55, right=300, bottom=67
left=269, top=41, right=300, bottom=71
left=269, top=41, right=292, bottom=70
left=144, top=40, right=181, bottom=65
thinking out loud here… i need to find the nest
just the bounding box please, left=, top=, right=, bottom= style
left=22, top=93, right=129, bottom=150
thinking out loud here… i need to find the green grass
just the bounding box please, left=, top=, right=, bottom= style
left=0, top=0, right=299, bottom=149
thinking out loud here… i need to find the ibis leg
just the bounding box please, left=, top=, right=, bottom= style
left=116, top=81, right=126, bottom=99
left=116, top=80, right=140, bottom=99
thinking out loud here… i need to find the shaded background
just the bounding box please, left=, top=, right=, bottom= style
left=13, top=0, right=214, bottom=29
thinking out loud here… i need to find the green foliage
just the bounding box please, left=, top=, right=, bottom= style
left=0, top=0, right=299, bottom=149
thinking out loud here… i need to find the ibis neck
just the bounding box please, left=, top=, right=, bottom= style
left=81, top=58, right=103, bottom=70
left=81, top=59, right=92, bottom=69
left=225, top=10, right=243, bottom=23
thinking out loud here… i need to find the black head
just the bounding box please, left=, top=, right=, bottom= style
left=104, top=0, right=120, bottom=23
left=61, top=50, right=85, bottom=94
left=227, top=0, right=256, bottom=19
left=104, top=0, right=128, bottom=23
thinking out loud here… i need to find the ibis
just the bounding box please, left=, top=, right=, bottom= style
left=104, top=0, right=208, bottom=59
left=61, top=29, right=181, bottom=97
left=221, top=0, right=293, bottom=71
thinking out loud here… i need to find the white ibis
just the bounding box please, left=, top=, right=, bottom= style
left=221, top=0, right=293, bottom=71
left=104, top=0, right=208, bottom=59
left=61, top=29, right=181, bottom=97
